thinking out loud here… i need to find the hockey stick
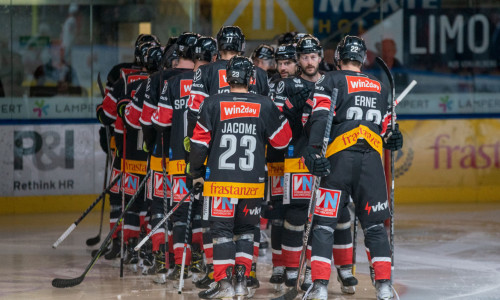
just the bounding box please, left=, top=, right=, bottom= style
left=273, top=88, right=338, bottom=300
left=352, top=211, right=358, bottom=276
left=52, top=171, right=151, bottom=288
left=52, top=173, right=121, bottom=249
left=178, top=193, right=194, bottom=294
left=120, top=126, right=127, bottom=278
left=86, top=125, right=112, bottom=247
left=134, top=184, right=199, bottom=252
left=375, top=57, right=396, bottom=284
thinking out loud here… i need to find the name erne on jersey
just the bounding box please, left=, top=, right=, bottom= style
left=355, top=95, right=377, bottom=108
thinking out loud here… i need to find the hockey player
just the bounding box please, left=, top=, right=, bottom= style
left=96, top=41, right=159, bottom=267
left=125, top=32, right=198, bottom=282
left=189, top=56, right=292, bottom=299
left=303, top=35, right=402, bottom=300
left=187, top=25, right=269, bottom=291
left=150, top=36, right=218, bottom=283
left=275, top=43, right=298, bottom=80
left=275, top=35, right=358, bottom=293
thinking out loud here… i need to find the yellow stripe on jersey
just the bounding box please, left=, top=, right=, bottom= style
left=169, top=159, right=186, bottom=175
left=267, top=162, right=284, bottom=177
left=203, top=181, right=265, bottom=199
left=325, top=125, right=383, bottom=158
left=149, top=156, right=169, bottom=172
left=284, top=158, right=310, bottom=173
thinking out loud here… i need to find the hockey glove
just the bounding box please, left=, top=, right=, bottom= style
left=96, top=104, right=105, bottom=124
left=192, top=178, right=204, bottom=193
left=98, top=126, right=109, bottom=154
left=116, top=99, right=131, bottom=118
left=303, top=146, right=331, bottom=177
left=383, top=123, right=403, bottom=151
left=283, top=87, right=310, bottom=121
left=183, top=136, right=191, bottom=153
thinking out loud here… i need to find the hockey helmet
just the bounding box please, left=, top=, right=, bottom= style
left=335, top=35, right=367, bottom=65
left=136, top=41, right=156, bottom=67
left=176, top=32, right=199, bottom=59
left=226, top=55, right=254, bottom=85
left=193, top=36, right=217, bottom=62
left=296, top=35, right=323, bottom=58
left=292, top=33, right=310, bottom=45
left=252, top=44, right=275, bottom=60
left=278, top=32, right=297, bottom=45
left=217, top=26, right=245, bottom=53
left=275, top=43, right=296, bottom=61
left=145, top=46, right=163, bottom=72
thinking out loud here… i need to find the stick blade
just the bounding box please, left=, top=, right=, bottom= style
left=272, top=288, right=298, bottom=300
left=52, top=276, right=84, bottom=288
left=86, top=235, right=100, bottom=246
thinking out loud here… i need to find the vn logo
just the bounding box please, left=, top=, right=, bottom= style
left=243, top=204, right=261, bottom=216
left=292, top=174, right=313, bottom=199
left=314, top=188, right=341, bottom=218
left=123, top=173, right=139, bottom=196
left=271, top=176, right=284, bottom=196
left=172, top=176, right=189, bottom=202
left=212, top=197, right=235, bottom=218
left=365, top=200, right=388, bottom=215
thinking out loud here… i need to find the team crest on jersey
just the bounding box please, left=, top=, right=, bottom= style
left=153, top=171, right=172, bottom=198
left=194, top=68, right=202, bottom=82
left=220, top=101, right=261, bottom=121
left=271, top=176, right=284, bottom=196
left=314, top=188, right=341, bottom=218
left=291, top=174, right=314, bottom=199
left=110, top=168, right=121, bottom=193
left=211, top=197, right=235, bottom=218
left=276, top=81, right=285, bottom=94
left=123, top=173, right=140, bottom=195
left=316, top=74, right=325, bottom=84
left=345, top=75, right=381, bottom=94
left=180, top=79, right=193, bottom=98
left=172, top=176, right=189, bottom=202
left=218, top=70, right=230, bottom=88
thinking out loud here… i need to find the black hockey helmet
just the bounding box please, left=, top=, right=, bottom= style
left=145, top=46, right=163, bottom=72
left=136, top=41, right=156, bottom=67
left=292, top=33, right=310, bottom=45
left=226, top=55, right=254, bottom=85
left=278, top=32, right=297, bottom=45
left=296, top=35, right=323, bottom=58
left=275, top=43, right=296, bottom=61
left=161, top=37, right=179, bottom=69
left=135, top=34, right=160, bottom=63
left=193, top=36, right=217, bottom=62
left=252, top=44, right=274, bottom=60
left=335, top=35, right=367, bottom=65
left=176, top=32, right=199, bottom=59
left=217, top=26, right=245, bottom=53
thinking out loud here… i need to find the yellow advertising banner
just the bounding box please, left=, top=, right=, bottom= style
left=211, top=0, right=313, bottom=40
left=395, top=119, right=500, bottom=203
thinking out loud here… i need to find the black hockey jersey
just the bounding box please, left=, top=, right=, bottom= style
left=187, top=59, right=269, bottom=137
left=105, top=62, right=141, bottom=94
left=190, top=92, right=292, bottom=199
left=309, top=70, right=390, bottom=158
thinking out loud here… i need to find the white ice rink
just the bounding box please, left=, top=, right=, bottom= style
left=1, top=203, right=499, bottom=299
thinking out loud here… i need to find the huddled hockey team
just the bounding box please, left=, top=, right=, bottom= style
left=95, top=26, right=403, bottom=300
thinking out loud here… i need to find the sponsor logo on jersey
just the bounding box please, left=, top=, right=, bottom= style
left=123, top=173, right=140, bottom=196
left=127, top=74, right=148, bottom=84
left=180, top=79, right=193, bottom=98
left=365, top=200, right=388, bottom=215
left=346, top=75, right=381, bottom=94
left=211, top=197, right=235, bottom=218
left=271, top=176, right=284, bottom=196
left=243, top=204, right=261, bottom=216
left=316, top=74, right=325, bottom=84
left=110, top=168, right=121, bottom=193
left=194, top=69, right=202, bottom=82
left=314, top=188, right=341, bottom=218
left=161, top=80, right=168, bottom=95
left=218, top=70, right=229, bottom=88
left=204, top=181, right=265, bottom=198
left=153, top=171, right=172, bottom=198
left=293, top=78, right=301, bottom=84
left=122, top=159, right=147, bottom=175
left=291, top=174, right=314, bottom=199
left=220, top=101, right=261, bottom=121
left=172, top=176, right=189, bottom=202
left=276, top=81, right=285, bottom=94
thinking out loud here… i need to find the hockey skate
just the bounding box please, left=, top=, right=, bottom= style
left=140, top=240, right=154, bottom=275
left=104, top=237, right=121, bottom=260
left=284, top=267, right=298, bottom=287
left=375, top=279, right=394, bottom=300
left=301, top=266, right=313, bottom=291
left=269, top=266, right=285, bottom=292
left=233, top=265, right=248, bottom=300
left=152, top=249, right=168, bottom=284
left=199, top=267, right=234, bottom=299
left=246, top=263, right=260, bottom=298
left=190, top=249, right=205, bottom=283
left=167, top=264, right=190, bottom=280
left=123, top=238, right=139, bottom=273
left=196, top=263, right=215, bottom=289
left=370, top=266, right=376, bottom=286
left=336, top=264, right=358, bottom=294
left=303, top=279, right=329, bottom=300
